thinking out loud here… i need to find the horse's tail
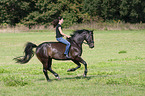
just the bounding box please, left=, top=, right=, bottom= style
left=14, top=42, right=37, bottom=64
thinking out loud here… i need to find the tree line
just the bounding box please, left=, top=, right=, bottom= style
left=0, top=0, right=145, bottom=28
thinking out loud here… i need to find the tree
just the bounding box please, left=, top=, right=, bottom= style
left=0, top=0, right=35, bottom=26
left=0, top=0, right=145, bottom=27
left=22, top=0, right=84, bottom=28
left=83, top=0, right=121, bottom=21
left=83, top=0, right=145, bottom=23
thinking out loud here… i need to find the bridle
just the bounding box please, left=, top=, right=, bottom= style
left=85, top=32, right=94, bottom=45
left=69, top=31, right=94, bottom=47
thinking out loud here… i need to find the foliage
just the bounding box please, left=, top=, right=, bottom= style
left=0, top=0, right=145, bottom=27
left=0, top=0, right=35, bottom=26
left=21, top=0, right=83, bottom=28
left=83, top=0, right=145, bottom=23
left=119, top=0, right=145, bottom=23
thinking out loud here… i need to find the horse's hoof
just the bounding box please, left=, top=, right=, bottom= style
left=83, top=74, right=87, bottom=77
left=67, top=69, right=71, bottom=72
left=47, top=79, right=52, bottom=82
left=56, top=76, right=61, bottom=80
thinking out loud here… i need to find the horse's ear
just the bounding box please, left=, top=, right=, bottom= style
left=89, top=30, right=94, bottom=34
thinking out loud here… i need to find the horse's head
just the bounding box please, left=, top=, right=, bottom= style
left=84, top=30, right=94, bottom=48
left=70, top=29, right=94, bottom=48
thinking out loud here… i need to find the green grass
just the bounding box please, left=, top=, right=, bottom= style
left=0, top=30, right=145, bottom=96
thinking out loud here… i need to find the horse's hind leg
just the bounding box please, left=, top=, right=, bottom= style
left=67, top=60, right=81, bottom=72
left=40, top=58, right=50, bottom=82
left=47, top=58, right=60, bottom=80
left=36, top=56, right=50, bottom=81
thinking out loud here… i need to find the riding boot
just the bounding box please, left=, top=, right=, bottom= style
left=65, top=54, right=71, bottom=59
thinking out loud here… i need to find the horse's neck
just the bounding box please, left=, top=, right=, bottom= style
left=71, top=36, right=84, bottom=48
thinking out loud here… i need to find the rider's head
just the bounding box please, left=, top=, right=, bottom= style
left=52, top=16, right=63, bottom=28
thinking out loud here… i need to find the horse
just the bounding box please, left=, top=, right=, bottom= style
left=14, top=29, right=94, bottom=81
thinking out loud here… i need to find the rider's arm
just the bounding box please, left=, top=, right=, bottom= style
left=58, top=27, right=71, bottom=38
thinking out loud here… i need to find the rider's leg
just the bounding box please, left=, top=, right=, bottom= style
left=56, top=37, right=71, bottom=56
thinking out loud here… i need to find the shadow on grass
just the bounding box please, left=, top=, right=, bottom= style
left=37, top=75, right=108, bottom=82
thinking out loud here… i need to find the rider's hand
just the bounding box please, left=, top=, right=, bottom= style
left=67, top=35, right=71, bottom=38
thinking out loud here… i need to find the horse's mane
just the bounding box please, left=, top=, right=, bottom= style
left=70, top=29, right=90, bottom=38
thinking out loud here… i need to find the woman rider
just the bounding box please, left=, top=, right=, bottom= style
left=52, top=17, right=71, bottom=59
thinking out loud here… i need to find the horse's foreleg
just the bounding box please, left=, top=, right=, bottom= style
left=81, top=60, right=87, bottom=77
left=67, top=60, right=81, bottom=72
left=75, top=57, right=88, bottom=77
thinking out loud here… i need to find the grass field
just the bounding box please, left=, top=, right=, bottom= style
left=0, top=30, right=145, bottom=96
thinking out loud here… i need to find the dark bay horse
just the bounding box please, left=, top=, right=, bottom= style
left=14, top=29, right=94, bottom=81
